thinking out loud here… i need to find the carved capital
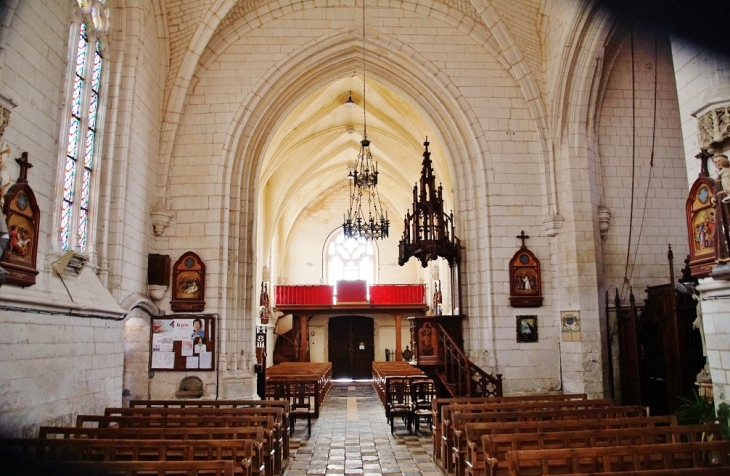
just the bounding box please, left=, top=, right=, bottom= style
left=543, top=214, right=564, bottom=237
left=697, top=106, right=730, bottom=149
left=0, top=94, right=18, bottom=142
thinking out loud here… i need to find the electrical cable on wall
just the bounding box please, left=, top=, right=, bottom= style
left=624, top=31, right=660, bottom=297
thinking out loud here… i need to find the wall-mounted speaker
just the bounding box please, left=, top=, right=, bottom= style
left=148, top=254, right=171, bottom=286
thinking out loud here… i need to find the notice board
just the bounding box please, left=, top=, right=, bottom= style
left=149, top=314, right=216, bottom=371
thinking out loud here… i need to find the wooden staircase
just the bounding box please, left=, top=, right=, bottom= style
left=430, top=322, right=502, bottom=397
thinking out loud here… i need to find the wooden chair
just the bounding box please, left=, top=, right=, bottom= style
left=288, top=380, right=314, bottom=437
left=386, top=378, right=412, bottom=434
left=410, top=379, right=436, bottom=435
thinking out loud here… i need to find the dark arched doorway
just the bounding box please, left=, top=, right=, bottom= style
left=328, top=316, right=374, bottom=379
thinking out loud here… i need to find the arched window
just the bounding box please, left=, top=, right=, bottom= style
left=58, top=1, right=110, bottom=252
left=326, top=232, right=376, bottom=288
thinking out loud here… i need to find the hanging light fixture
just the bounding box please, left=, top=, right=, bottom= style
left=344, top=91, right=356, bottom=108
left=342, top=0, right=389, bottom=241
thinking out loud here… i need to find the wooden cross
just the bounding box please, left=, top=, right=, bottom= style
left=16, top=151, right=32, bottom=182
left=695, top=148, right=712, bottom=178
left=516, top=230, right=529, bottom=248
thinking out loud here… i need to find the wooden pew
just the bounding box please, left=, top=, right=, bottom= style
left=463, top=415, right=677, bottom=476
left=431, top=393, right=587, bottom=463
left=442, top=399, right=619, bottom=474
left=127, top=401, right=290, bottom=459
left=77, top=413, right=282, bottom=476
left=372, top=362, right=426, bottom=406
left=0, top=437, right=257, bottom=476
left=479, top=423, right=718, bottom=476
left=1, top=459, right=236, bottom=476
left=102, top=408, right=283, bottom=472
left=265, top=362, right=332, bottom=417
left=38, top=424, right=274, bottom=474
left=448, top=405, right=646, bottom=476
left=504, top=440, right=730, bottom=475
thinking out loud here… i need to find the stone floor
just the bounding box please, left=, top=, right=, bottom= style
left=284, top=381, right=444, bottom=476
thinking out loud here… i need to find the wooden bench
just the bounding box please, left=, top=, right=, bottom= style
left=447, top=405, right=646, bottom=476
left=479, top=423, right=719, bottom=476
left=77, top=413, right=282, bottom=476
left=0, top=459, right=236, bottom=476
left=431, top=394, right=587, bottom=463
left=372, top=362, right=426, bottom=406
left=104, top=407, right=284, bottom=467
left=462, top=415, right=677, bottom=476
left=127, top=399, right=290, bottom=457
left=442, top=399, right=619, bottom=474
left=504, top=440, right=730, bottom=475
left=0, top=437, right=258, bottom=476
left=265, top=362, right=332, bottom=418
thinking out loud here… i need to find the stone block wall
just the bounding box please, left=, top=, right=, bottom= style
left=0, top=310, right=124, bottom=437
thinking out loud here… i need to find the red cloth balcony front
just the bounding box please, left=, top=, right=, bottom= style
left=336, top=280, right=368, bottom=303
left=275, top=285, right=333, bottom=305
left=369, top=284, right=425, bottom=304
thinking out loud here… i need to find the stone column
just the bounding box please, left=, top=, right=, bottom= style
left=696, top=278, right=730, bottom=406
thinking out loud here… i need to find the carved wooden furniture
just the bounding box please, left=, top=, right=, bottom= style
left=509, top=231, right=542, bottom=307
left=171, top=251, right=206, bottom=312
left=1, top=152, right=40, bottom=287
left=686, top=149, right=717, bottom=278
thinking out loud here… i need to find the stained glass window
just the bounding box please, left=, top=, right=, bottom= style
left=59, top=2, right=109, bottom=253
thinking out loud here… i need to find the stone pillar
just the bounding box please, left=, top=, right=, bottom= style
left=696, top=278, right=730, bottom=406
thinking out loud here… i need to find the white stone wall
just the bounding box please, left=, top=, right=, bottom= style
left=0, top=0, right=127, bottom=436
left=0, top=310, right=124, bottom=437
left=599, top=31, right=689, bottom=291
left=105, top=1, right=167, bottom=304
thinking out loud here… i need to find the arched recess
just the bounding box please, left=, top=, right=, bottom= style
left=194, top=28, right=500, bottom=368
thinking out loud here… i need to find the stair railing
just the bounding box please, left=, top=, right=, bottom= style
left=438, top=323, right=503, bottom=397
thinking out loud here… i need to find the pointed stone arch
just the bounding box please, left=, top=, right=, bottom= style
left=196, top=28, right=498, bottom=366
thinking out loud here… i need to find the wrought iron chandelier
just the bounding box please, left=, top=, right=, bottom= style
left=342, top=0, right=389, bottom=241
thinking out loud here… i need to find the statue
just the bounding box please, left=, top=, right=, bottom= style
left=419, top=322, right=434, bottom=356
left=712, top=154, right=730, bottom=263
left=432, top=281, right=442, bottom=315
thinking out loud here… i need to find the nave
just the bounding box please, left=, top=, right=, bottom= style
left=285, top=382, right=440, bottom=476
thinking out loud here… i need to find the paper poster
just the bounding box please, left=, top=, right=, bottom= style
left=186, top=356, right=199, bottom=369
left=199, top=352, right=212, bottom=369
left=181, top=339, right=194, bottom=357
left=152, top=335, right=174, bottom=352
left=152, top=318, right=206, bottom=342
left=151, top=351, right=175, bottom=369
left=194, top=343, right=206, bottom=354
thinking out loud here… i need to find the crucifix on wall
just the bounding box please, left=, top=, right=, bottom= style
left=509, top=230, right=543, bottom=307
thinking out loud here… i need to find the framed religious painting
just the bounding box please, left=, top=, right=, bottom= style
left=509, top=231, right=543, bottom=307
left=686, top=173, right=716, bottom=278
left=1, top=152, right=40, bottom=287
left=170, top=251, right=206, bottom=312
left=516, top=315, right=538, bottom=342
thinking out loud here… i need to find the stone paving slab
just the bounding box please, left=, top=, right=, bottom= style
left=284, top=382, right=442, bottom=476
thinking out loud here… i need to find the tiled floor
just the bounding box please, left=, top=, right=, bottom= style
left=284, top=382, right=443, bottom=475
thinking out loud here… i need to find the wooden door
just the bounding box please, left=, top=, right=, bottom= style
left=328, top=316, right=374, bottom=379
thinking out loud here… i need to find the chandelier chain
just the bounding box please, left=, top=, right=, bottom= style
left=342, top=0, right=389, bottom=241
